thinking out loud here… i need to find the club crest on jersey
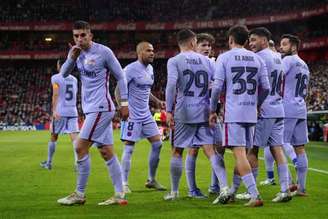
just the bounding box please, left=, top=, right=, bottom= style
left=84, top=59, right=96, bottom=66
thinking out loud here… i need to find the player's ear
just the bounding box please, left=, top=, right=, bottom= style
left=90, top=32, right=93, bottom=40
left=291, top=44, right=297, bottom=53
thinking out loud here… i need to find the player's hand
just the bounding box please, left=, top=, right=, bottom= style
left=53, top=112, right=61, bottom=120
left=120, top=106, right=129, bottom=121
left=166, top=112, right=174, bottom=129
left=158, top=101, right=166, bottom=109
left=69, top=45, right=82, bottom=60
left=209, top=112, right=217, bottom=127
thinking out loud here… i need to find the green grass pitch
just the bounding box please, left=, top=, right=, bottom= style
left=0, top=130, right=328, bottom=219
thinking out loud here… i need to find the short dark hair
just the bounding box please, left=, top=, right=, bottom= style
left=73, top=20, right=91, bottom=30
left=281, top=34, right=301, bottom=50
left=249, top=27, right=272, bottom=41
left=197, top=33, right=215, bottom=45
left=177, top=29, right=196, bottom=45
left=227, top=25, right=249, bottom=46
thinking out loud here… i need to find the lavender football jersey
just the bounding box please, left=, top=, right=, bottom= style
left=166, top=51, right=215, bottom=124
left=61, top=42, right=128, bottom=114
left=211, top=48, right=270, bottom=123
left=51, top=73, right=78, bottom=117
left=257, top=48, right=284, bottom=118
left=282, top=55, right=310, bottom=119
left=125, top=60, right=154, bottom=121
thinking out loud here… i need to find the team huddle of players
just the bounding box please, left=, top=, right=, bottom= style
left=40, top=20, right=309, bottom=207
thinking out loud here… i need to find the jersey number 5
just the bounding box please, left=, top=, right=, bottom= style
left=65, top=84, right=74, bottom=101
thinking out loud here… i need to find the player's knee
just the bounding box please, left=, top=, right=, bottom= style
left=215, top=144, right=225, bottom=155
left=294, top=145, right=305, bottom=155
left=125, top=140, right=135, bottom=146
left=51, top=134, right=58, bottom=142
left=188, top=147, right=198, bottom=156
left=99, top=145, right=114, bottom=160
left=172, top=147, right=183, bottom=157
left=151, top=140, right=162, bottom=151
left=124, top=145, right=134, bottom=156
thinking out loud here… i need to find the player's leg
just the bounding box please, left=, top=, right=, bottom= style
left=120, top=140, right=135, bottom=193
left=195, top=124, right=229, bottom=203
left=145, top=120, right=166, bottom=190
left=164, top=121, right=191, bottom=200
left=283, top=141, right=298, bottom=186
left=120, top=119, right=140, bottom=192
left=57, top=137, right=91, bottom=205
left=93, top=112, right=126, bottom=205
left=235, top=146, right=258, bottom=201
left=248, top=118, right=275, bottom=188
left=270, top=146, right=291, bottom=202
left=68, top=132, right=79, bottom=162
left=67, top=117, right=79, bottom=162
left=284, top=118, right=299, bottom=190
left=232, top=124, right=262, bottom=207
left=164, top=146, right=184, bottom=200
left=265, top=118, right=291, bottom=202
left=202, top=144, right=230, bottom=203
left=40, top=133, right=58, bottom=170
left=230, top=167, right=241, bottom=200
left=292, top=119, right=309, bottom=196
left=247, top=147, right=259, bottom=181
left=185, top=147, right=201, bottom=197
left=209, top=122, right=224, bottom=194
left=97, top=143, right=127, bottom=205
left=119, top=120, right=135, bottom=192
left=237, top=118, right=270, bottom=201
left=58, top=113, right=98, bottom=205
left=260, top=146, right=276, bottom=185
left=233, top=146, right=262, bottom=207
left=41, top=118, right=63, bottom=170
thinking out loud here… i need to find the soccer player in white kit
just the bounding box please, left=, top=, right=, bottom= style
left=242, top=27, right=291, bottom=203
left=280, top=34, right=310, bottom=196
left=57, top=21, right=129, bottom=206
left=210, top=25, right=270, bottom=207
left=40, top=58, right=79, bottom=170
left=119, top=42, right=166, bottom=193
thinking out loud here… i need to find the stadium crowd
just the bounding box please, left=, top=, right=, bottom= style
left=307, top=62, right=328, bottom=111
left=0, top=0, right=325, bottom=22
left=1, top=61, right=327, bottom=126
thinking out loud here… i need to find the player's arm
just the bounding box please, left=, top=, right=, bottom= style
left=61, top=46, right=81, bottom=77
left=258, top=58, right=270, bottom=107
left=104, top=48, right=129, bottom=120
left=52, top=82, right=60, bottom=120
left=114, top=85, right=121, bottom=108
left=150, top=93, right=165, bottom=108
left=165, top=58, right=178, bottom=127
left=210, top=56, right=225, bottom=113
left=209, top=55, right=225, bottom=127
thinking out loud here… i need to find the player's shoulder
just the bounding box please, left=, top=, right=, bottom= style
left=216, top=49, right=234, bottom=62
left=67, top=74, right=78, bottom=82
left=125, top=60, right=140, bottom=72
left=282, top=54, right=294, bottom=63
left=51, top=73, right=62, bottom=81
left=93, top=42, right=113, bottom=54
left=167, top=54, right=179, bottom=65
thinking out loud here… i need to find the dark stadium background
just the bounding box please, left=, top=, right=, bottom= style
left=1, top=0, right=328, bottom=141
